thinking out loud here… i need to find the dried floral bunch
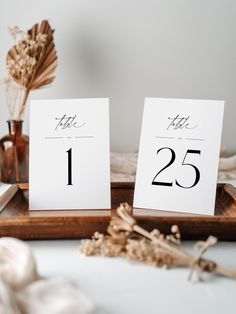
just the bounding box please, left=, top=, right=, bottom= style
left=1, top=20, right=57, bottom=120
left=80, top=203, right=236, bottom=281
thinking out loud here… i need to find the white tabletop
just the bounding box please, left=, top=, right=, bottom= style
left=25, top=179, right=236, bottom=314
left=27, top=239, right=236, bottom=314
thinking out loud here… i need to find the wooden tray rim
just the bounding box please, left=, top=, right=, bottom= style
left=0, top=182, right=236, bottom=223
left=1, top=182, right=236, bottom=240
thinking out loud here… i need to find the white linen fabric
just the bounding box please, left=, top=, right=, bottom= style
left=110, top=152, right=236, bottom=181
left=0, top=238, right=95, bottom=314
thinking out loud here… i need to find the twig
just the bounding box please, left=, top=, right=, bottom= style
left=18, top=88, right=29, bottom=120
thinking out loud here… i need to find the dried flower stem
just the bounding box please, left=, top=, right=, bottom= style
left=115, top=203, right=192, bottom=264
left=118, top=204, right=236, bottom=279
left=133, top=224, right=191, bottom=262
left=13, top=146, right=19, bottom=182
left=18, top=88, right=29, bottom=120
left=215, top=265, right=236, bottom=279
left=81, top=203, right=236, bottom=281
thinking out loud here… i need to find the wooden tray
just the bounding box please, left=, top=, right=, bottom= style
left=0, top=183, right=236, bottom=240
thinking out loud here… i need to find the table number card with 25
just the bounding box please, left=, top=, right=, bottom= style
left=134, top=98, right=224, bottom=215
left=29, top=98, right=110, bottom=210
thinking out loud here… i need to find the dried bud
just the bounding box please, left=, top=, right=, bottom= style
left=117, top=203, right=135, bottom=227
left=110, top=216, right=133, bottom=233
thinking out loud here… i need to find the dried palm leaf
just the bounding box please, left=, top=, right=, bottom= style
left=6, top=20, right=57, bottom=119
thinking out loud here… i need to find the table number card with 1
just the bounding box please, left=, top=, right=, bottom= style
left=29, top=98, right=110, bottom=210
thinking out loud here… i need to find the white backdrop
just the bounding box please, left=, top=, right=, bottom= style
left=0, top=0, right=236, bottom=152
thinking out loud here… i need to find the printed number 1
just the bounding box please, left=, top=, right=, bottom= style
left=66, top=148, right=73, bottom=185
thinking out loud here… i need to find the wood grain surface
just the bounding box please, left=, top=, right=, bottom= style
left=0, top=183, right=236, bottom=240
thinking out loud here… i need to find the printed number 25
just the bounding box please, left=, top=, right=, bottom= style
left=151, top=147, right=201, bottom=189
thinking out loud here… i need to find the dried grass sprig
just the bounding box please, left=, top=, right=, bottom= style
left=2, top=20, right=57, bottom=120
left=80, top=203, right=236, bottom=281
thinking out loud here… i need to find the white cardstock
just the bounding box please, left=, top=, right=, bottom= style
left=134, top=98, right=224, bottom=215
left=29, top=98, right=110, bottom=210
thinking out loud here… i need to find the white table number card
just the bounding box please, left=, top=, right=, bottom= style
left=134, top=98, right=224, bottom=215
left=29, top=98, right=110, bottom=210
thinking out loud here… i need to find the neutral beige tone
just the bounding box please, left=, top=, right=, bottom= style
left=0, top=0, right=236, bottom=152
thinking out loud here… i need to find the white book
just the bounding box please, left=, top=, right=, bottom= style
left=0, top=183, right=19, bottom=212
